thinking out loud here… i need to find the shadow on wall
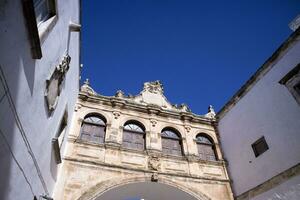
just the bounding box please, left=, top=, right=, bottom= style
left=0, top=1, right=38, bottom=199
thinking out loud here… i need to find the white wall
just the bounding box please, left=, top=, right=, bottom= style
left=0, top=0, right=80, bottom=199
left=252, top=175, right=300, bottom=200
left=218, top=34, right=300, bottom=196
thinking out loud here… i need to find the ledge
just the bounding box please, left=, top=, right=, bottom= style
left=63, top=156, right=231, bottom=183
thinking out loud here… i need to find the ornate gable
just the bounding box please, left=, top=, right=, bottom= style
left=124, top=81, right=190, bottom=112
left=80, top=79, right=216, bottom=118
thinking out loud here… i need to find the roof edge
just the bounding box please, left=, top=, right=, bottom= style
left=217, top=27, right=300, bottom=120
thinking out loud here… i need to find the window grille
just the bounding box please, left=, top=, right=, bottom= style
left=196, top=134, right=216, bottom=161
left=122, top=122, right=145, bottom=150
left=80, top=115, right=106, bottom=144
left=161, top=128, right=183, bottom=156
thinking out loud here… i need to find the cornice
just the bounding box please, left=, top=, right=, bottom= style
left=78, top=92, right=215, bottom=125
left=64, top=156, right=230, bottom=183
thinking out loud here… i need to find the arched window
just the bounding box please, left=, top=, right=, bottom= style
left=196, top=134, right=216, bottom=161
left=161, top=128, right=183, bottom=156
left=122, top=121, right=145, bottom=150
left=80, top=115, right=106, bottom=144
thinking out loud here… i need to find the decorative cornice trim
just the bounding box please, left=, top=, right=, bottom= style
left=78, top=93, right=215, bottom=124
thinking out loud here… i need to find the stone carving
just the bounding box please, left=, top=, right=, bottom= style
left=113, top=111, right=121, bottom=119
left=148, top=156, right=161, bottom=171
left=150, top=119, right=157, bottom=127
left=205, top=105, right=216, bottom=119
left=80, top=79, right=97, bottom=96
left=184, top=125, right=191, bottom=133
left=143, top=80, right=163, bottom=94
left=45, top=54, right=71, bottom=113
left=74, top=104, right=81, bottom=112
left=179, top=103, right=191, bottom=112
left=115, top=90, right=125, bottom=98
left=151, top=172, right=159, bottom=182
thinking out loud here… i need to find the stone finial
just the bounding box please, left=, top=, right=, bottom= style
left=80, top=78, right=97, bottom=95
left=143, top=80, right=164, bottom=94
left=84, top=78, right=90, bottom=85
left=179, top=103, right=191, bottom=112
left=115, top=90, right=125, bottom=98
left=205, top=105, right=216, bottom=119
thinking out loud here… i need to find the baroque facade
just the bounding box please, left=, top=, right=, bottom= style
left=53, top=80, right=234, bottom=200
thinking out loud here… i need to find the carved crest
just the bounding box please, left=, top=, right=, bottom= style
left=148, top=156, right=161, bottom=171
left=143, top=80, right=163, bottom=94
left=45, top=55, right=71, bottom=113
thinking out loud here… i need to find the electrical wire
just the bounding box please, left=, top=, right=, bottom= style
left=0, top=65, right=49, bottom=195
left=0, top=90, right=7, bottom=104
left=0, top=128, right=35, bottom=196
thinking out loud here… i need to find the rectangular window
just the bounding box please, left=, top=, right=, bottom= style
left=279, top=63, right=300, bottom=105
left=252, top=136, right=269, bottom=157
left=33, top=0, right=56, bottom=26
left=52, top=112, right=68, bottom=164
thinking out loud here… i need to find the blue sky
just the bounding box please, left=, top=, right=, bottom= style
left=81, top=0, right=300, bottom=115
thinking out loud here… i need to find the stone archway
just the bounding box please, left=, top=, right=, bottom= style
left=77, top=176, right=211, bottom=200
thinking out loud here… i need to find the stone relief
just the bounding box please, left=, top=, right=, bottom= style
left=45, top=54, right=71, bottom=113
left=112, top=111, right=121, bottom=119
left=150, top=119, right=157, bottom=127
left=143, top=80, right=164, bottom=94
left=148, top=156, right=161, bottom=171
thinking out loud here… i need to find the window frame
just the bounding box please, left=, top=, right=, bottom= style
left=22, top=0, right=58, bottom=59
left=52, top=110, right=68, bottom=164
left=33, top=0, right=56, bottom=26
left=252, top=136, right=269, bottom=157
left=79, top=114, right=107, bottom=144
left=196, top=134, right=217, bottom=161
left=279, top=63, right=300, bottom=106
left=161, top=128, right=183, bottom=156
left=122, top=121, right=146, bottom=151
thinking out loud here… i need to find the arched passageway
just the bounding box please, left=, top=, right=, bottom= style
left=95, top=182, right=199, bottom=200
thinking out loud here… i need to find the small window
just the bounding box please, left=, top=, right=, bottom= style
left=33, top=0, right=56, bottom=26
left=52, top=111, right=68, bottom=164
left=252, top=136, right=269, bottom=157
left=196, top=134, right=216, bottom=161
left=279, top=63, right=300, bottom=105
left=80, top=115, right=106, bottom=144
left=161, top=128, right=183, bottom=156
left=122, top=121, right=145, bottom=151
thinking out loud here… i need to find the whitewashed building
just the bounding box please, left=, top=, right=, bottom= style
left=1, top=1, right=299, bottom=199
left=218, top=20, right=300, bottom=200
left=0, top=0, right=80, bottom=199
